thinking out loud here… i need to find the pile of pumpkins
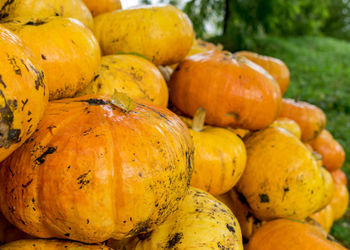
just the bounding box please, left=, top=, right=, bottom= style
left=0, top=0, right=348, bottom=249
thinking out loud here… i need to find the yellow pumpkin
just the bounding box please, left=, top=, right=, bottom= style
left=93, top=5, right=194, bottom=65
left=318, top=167, right=335, bottom=210
left=0, top=0, right=93, bottom=29
left=237, top=127, right=325, bottom=220
left=3, top=17, right=100, bottom=100
left=78, top=55, right=168, bottom=107
left=0, top=239, right=112, bottom=249
left=83, top=0, right=122, bottom=17
left=330, top=179, right=349, bottom=221
left=310, top=204, right=334, bottom=233
left=269, top=117, right=301, bottom=139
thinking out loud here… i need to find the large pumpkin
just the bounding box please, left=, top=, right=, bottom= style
left=78, top=55, right=168, bottom=107
left=93, top=5, right=194, bottom=65
left=169, top=51, right=281, bottom=130
left=3, top=17, right=100, bottom=100
left=83, top=0, right=122, bottom=16
left=278, top=98, right=326, bottom=141
left=234, top=51, right=290, bottom=95
left=0, top=0, right=93, bottom=29
left=236, top=127, right=325, bottom=220
left=0, top=239, right=111, bottom=249
left=0, top=25, right=47, bottom=162
left=0, top=94, right=193, bottom=243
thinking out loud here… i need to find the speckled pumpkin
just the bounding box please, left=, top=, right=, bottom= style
left=0, top=0, right=93, bottom=29
left=0, top=95, right=193, bottom=243
left=93, top=5, right=194, bottom=65
left=278, top=98, right=326, bottom=142
left=0, top=239, right=112, bottom=249
left=269, top=117, right=301, bottom=139
left=236, top=127, right=325, bottom=220
left=310, top=204, right=334, bottom=233
left=108, top=188, right=243, bottom=250
left=0, top=25, right=48, bottom=162
left=77, top=55, right=168, bottom=107
left=247, top=219, right=346, bottom=250
left=3, top=17, right=100, bottom=100
left=0, top=211, right=31, bottom=244
left=83, top=0, right=121, bottom=16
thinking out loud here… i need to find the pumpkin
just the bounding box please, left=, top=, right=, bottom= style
left=236, top=127, right=325, bottom=220
left=318, top=167, right=335, bottom=210
left=310, top=204, right=334, bottom=233
left=108, top=188, right=243, bottom=250
left=0, top=93, right=193, bottom=243
left=278, top=98, right=326, bottom=141
left=330, top=178, right=349, bottom=221
left=3, top=17, right=100, bottom=100
left=169, top=51, right=281, bottom=130
left=234, top=51, right=290, bottom=95
left=93, top=5, right=194, bottom=65
left=0, top=25, right=47, bottom=162
left=188, top=108, right=246, bottom=195
left=0, top=239, right=112, bottom=249
left=0, top=0, right=93, bottom=29
left=331, top=169, right=347, bottom=185
left=269, top=117, right=301, bottom=139
left=0, top=211, right=31, bottom=244
left=77, top=55, right=168, bottom=107
left=83, top=0, right=122, bottom=17
left=247, top=219, right=346, bottom=250
left=309, top=130, right=345, bottom=171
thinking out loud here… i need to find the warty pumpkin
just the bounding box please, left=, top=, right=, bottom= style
left=108, top=188, right=243, bottom=250
left=330, top=176, right=349, bottom=221
left=0, top=25, right=48, bottom=162
left=77, top=54, right=168, bottom=107
left=269, top=117, right=301, bottom=139
left=169, top=50, right=282, bottom=130
left=0, top=0, right=93, bottom=29
left=278, top=98, right=326, bottom=141
left=3, top=17, right=100, bottom=100
left=0, top=239, right=112, bottom=249
left=236, top=127, right=325, bottom=221
left=93, top=5, right=194, bottom=65
left=234, top=51, right=290, bottom=95
left=310, top=204, right=334, bottom=233
left=247, top=219, right=346, bottom=250
left=83, top=0, right=122, bottom=17
left=309, top=130, right=345, bottom=171
left=0, top=94, right=193, bottom=243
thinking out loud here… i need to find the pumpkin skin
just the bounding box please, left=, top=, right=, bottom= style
left=278, top=98, right=326, bottom=141
left=247, top=219, right=346, bottom=250
left=269, top=117, right=301, bottom=139
left=0, top=95, right=193, bottom=243
left=78, top=55, right=168, bottom=107
left=234, top=51, right=290, bottom=95
left=0, top=25, right=48, bottom=162
left=0, top=211, right=31, bottom=244
left=0, top=239, right=112, bottom=249
left=0, top=0, right=93, bottom=29
left=236, top=127, right=325, bottom=221
left=83, top=0, right=121, bottom=16
left=330, top=178, right=349, bottom=221
left=318, top=167, right=335, bottom=210
left=3, top=17, right=100, bottom=100
left=309, top=130, right=345, bottom=171
left=94, top=5, right=194, bottom=65
left=109, top=188, right=243, bottom=250
left=170, top=51, right=281, bottom=130
left=331, top=169, right=347, bottom=185
left=310, top=204, right=334, bottom=233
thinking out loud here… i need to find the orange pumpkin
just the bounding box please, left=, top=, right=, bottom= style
left=0, top=94, right=193, bottom=243
left=278, top=98, right=326, bottom=141
left=331, top=169, right=347, bottom=185
left=234, top=51, right=290, bottom=95
left=309, top=130, right=345, bottom=171
left=0, top=211, right=31, bottom=244
left=0, top=239, right=112, bottom=249
left=310, top=204, right=334, bottom=233
left=269, top=117, right=301, bottom=139
left=170, top=51, right=281, bottom=130
left=0, top=25, right=48, bottom=162
left=83, top=0, right=122, bottom=16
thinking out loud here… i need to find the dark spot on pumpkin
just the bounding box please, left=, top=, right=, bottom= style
left=35, top=146, right=57, bottom=165
left=64, top=233, right=70, bottom=237
left=77, top=170, right=91, bottom=189
left=28, top=111, right=31, bottom=116
left=41, top=54, right=47, bottom=60
left=259, top=193, right=270, bottom=203
left=225, top=112, right=239, bottom=120
left=0, top=75, right=6, bottom=88
left=8, top=129, right=20, bottom=142
left=93, top=74, right=100, bottom=82
left=29, top=64, right=45, bottom=92
left=166, top=232, right=183, bottom=248
left=8, top=206, right=15, bottom=213
left=79, top=99, right=108, bottom=105
left=21, top=99, right=28, bottom=111
left=8, top=57, right=21, bottom=76
left=25, top=20, right=46, bottom=26
left=22, top=179, right=33, bottom=188
left=7, top=165, right=14, bottom=176
left=127, top=219, right=152, bottom=236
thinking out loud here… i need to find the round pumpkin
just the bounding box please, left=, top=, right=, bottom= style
left=309, top=130, right=345, bottom=171
left=234, top=51, right=290, bottom=95
left=3, top=17, right=100, bottom=100
left=0, top=25, right=48, bottom=162
left=330, top=179, right=349, bottom=221
left=278, top=98, right=326, bottom=141
left=236, top=127, right=325, bottom=220
left=247, top=219, right=346, bottom=250
left=0, top=0, right=93, bottom=29
left=0, top=94, right=193, bottom=243
left=331, top=169, right=347, bottom=185
left=310, top=204, right=334, bottom=233
left=0, top=239, right=112, bottom=249
left=169, top=51, right=281, bottom=130
left=83, top=0, right=122, bottom=16
left=77, top=54, right=168, bottom=107
left=318, top=167, right=335, bottom=210
left=269, top=117, right=301, bottom=139
left=93, top=5, right=194, bottom=65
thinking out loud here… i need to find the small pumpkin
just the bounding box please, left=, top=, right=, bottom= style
left=0, top=93, right=193, bottom=243
left=309, top=130, right=345, bottom=171
left=0, top=239, right=112, bottom=249
left=234, top=51, right=290, bottom=95
left=169, top=51, right=282, bottom=130
left=330, top=177, right=349, bottom=221
left=78, top=55, right=168, bottom=107
left=310, top=204, right=334, bottom=233
left=3, top=17, right=100, bottom=100
left=278, top=98, right=326, bottom=141
left=83, top=0, right=122, bottom=17
left=269, top=117, right=301, bottom=139
left=94, top=5, right=194, bottom=65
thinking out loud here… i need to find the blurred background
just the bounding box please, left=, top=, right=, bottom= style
left=123, top=0, right=350, bottom=246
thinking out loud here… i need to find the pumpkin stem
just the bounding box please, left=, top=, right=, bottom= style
left=192, top=108, right=206, bottom=132
left=110, top=89, right=135, bottom=113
